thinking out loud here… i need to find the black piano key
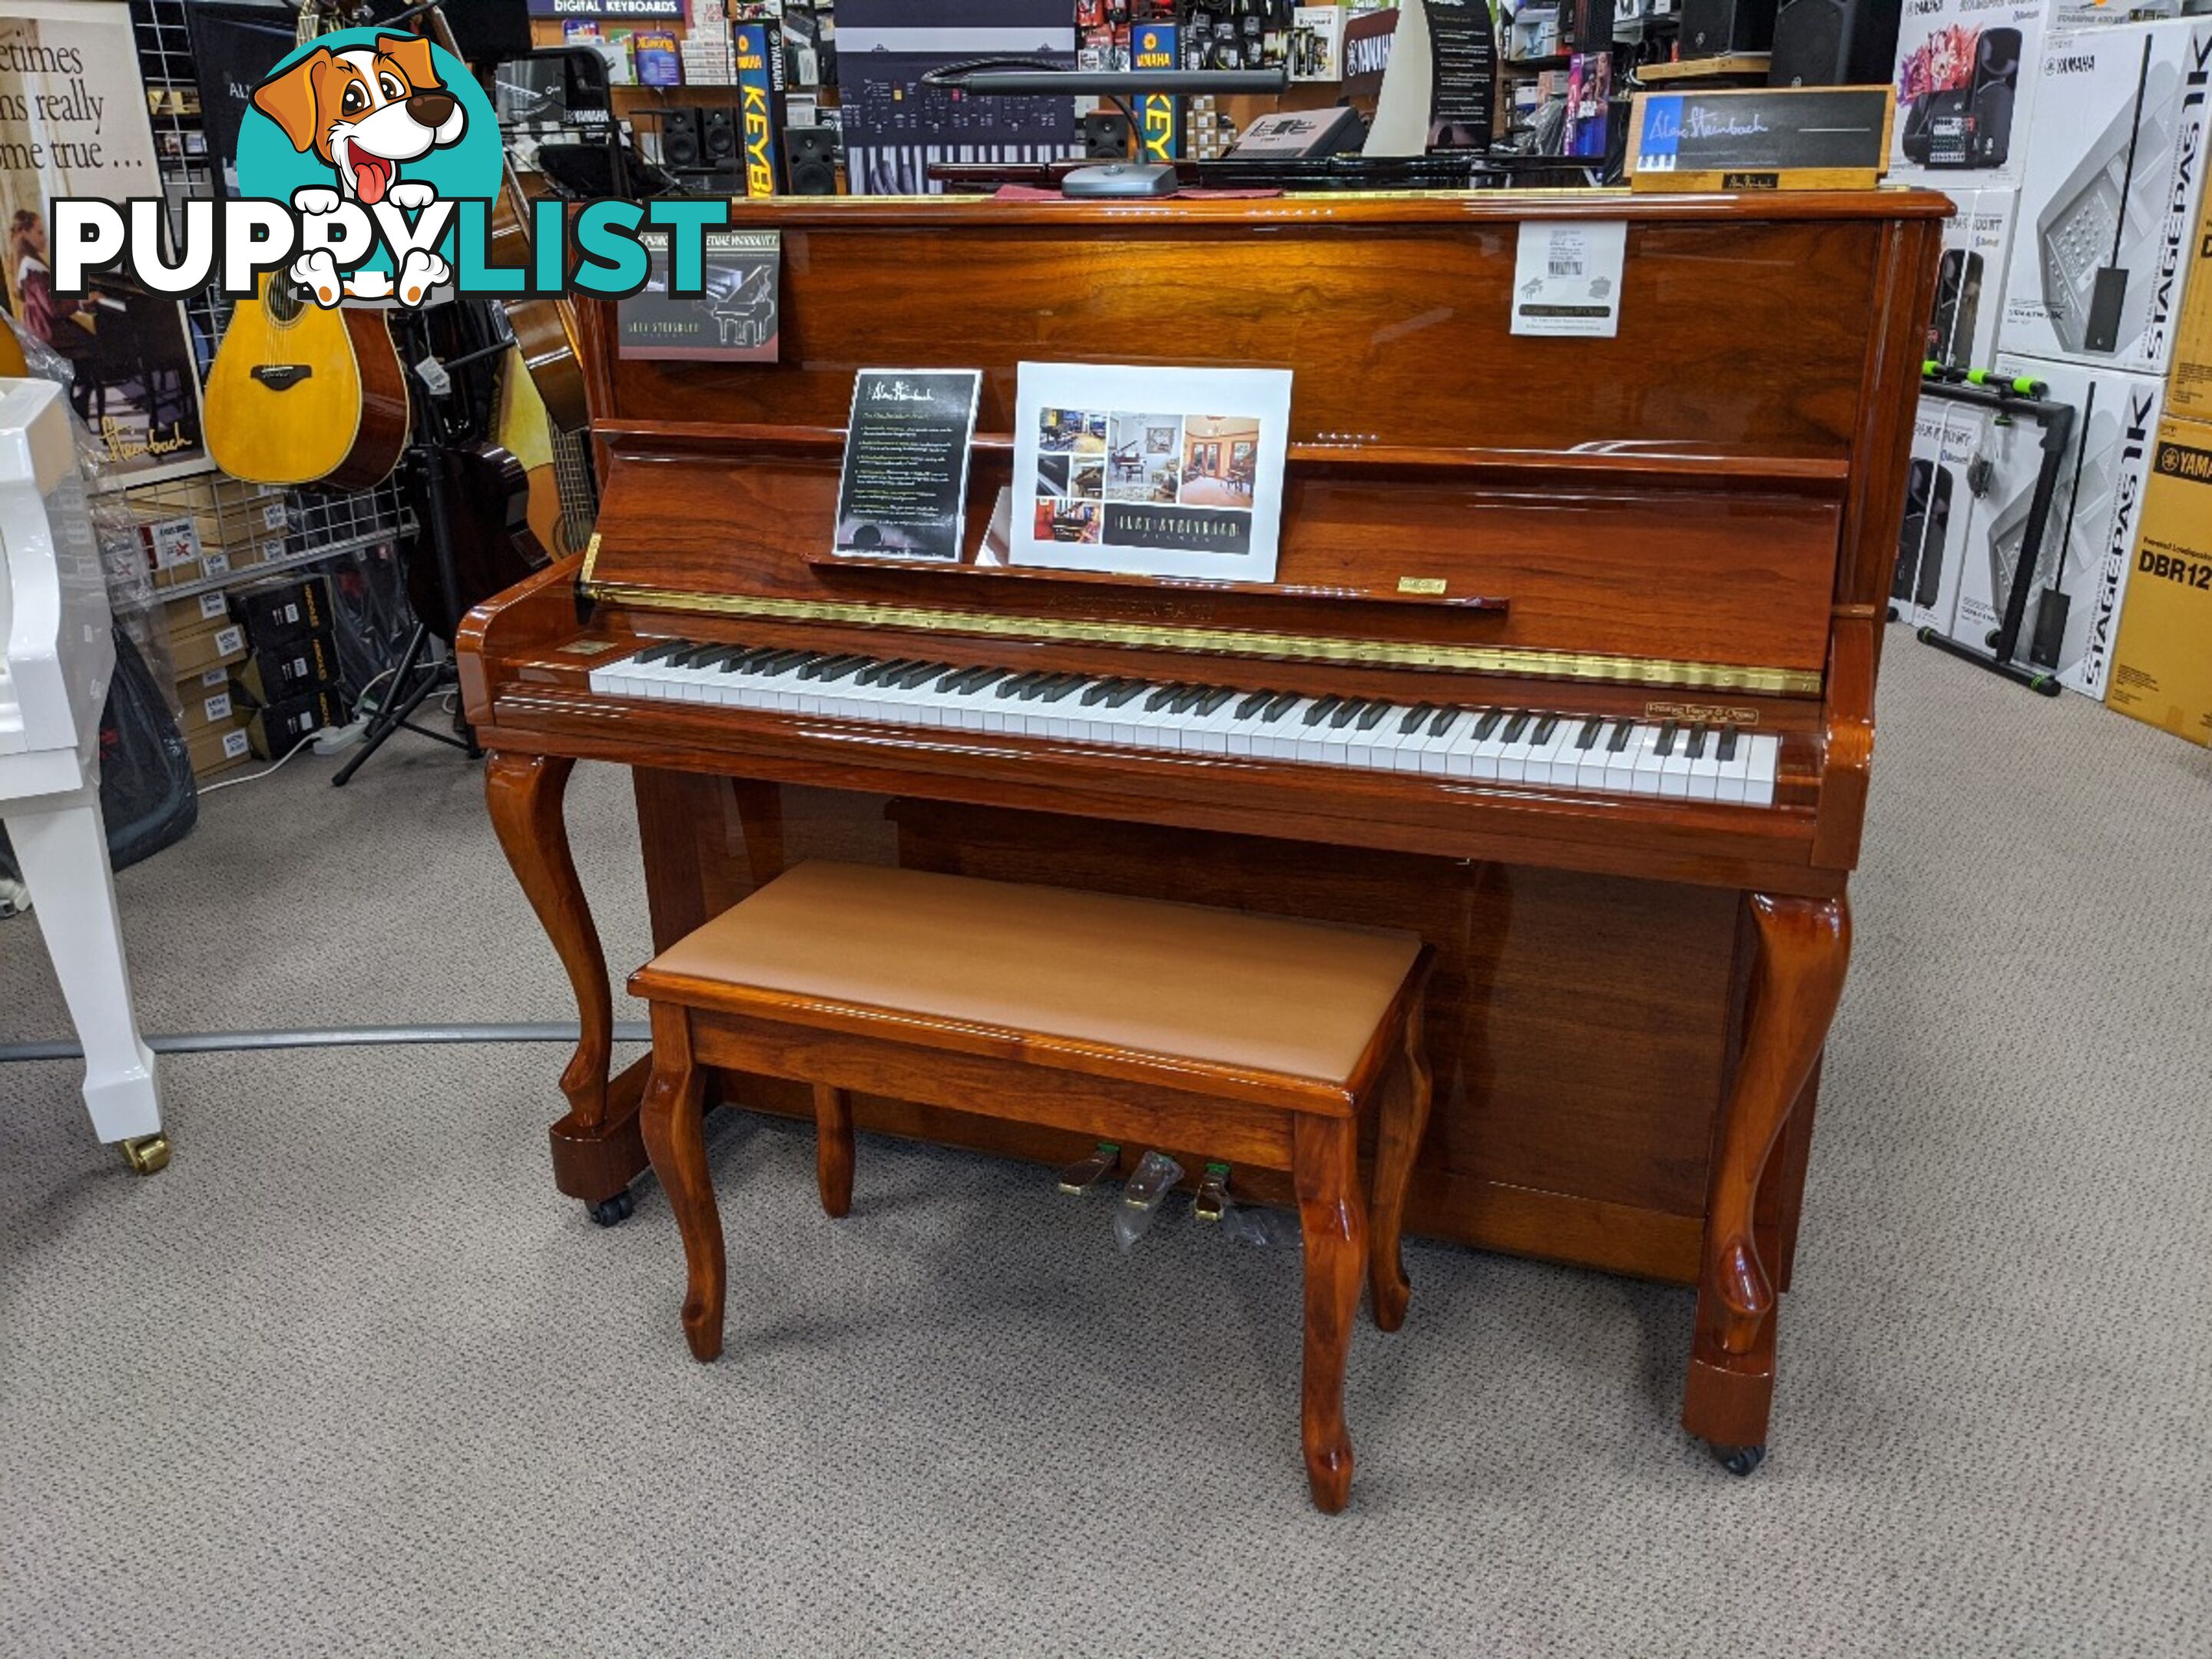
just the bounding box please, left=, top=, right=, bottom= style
left=1304, top=696, right=1343, bottom=726
left=900, top=662, right=948, bottom=688
left=1171, top=685, right=1208, bottom=714
left=759, top=651, right=810, bottom=675
left=1608, top=720, right=1637, bottom=753
left=1328, top=700, right=1364, bottom=729
left=1082, top=678, right=1124, bottom=707
left=1473, top=709, right=1505, bottom=741
left=938, top=667, right=981, bottom=691
left=1145, top=683, right=1184, bottom=711
left=1500, top=711, right=1532, bottom=744
left=1429, top=706, right=1463, bottom=737
left=730, top=647, right=781, bottom=673
left=1575, top=718, right=1603, bottom=750
left=1717, top=726, right=1740, bottom=762
left=1104, top=681, right=1147, bottom=708
left=1686, top=727, right=1708, bottom=760
left=1021, top=674, right=1067, bottom=700
left=816, top=659, right=866, bottom=684
left=1655, top=721, right=1679, bottom=757
left=1532, top=715, right=1559, bottom=744
left=1234, top=690, right=1273, bottom=719
left=1399, top=703, right=1437, bottom=734
left=1262, top=692, right=1300, bottom=721
left=959, top=667, right=1008, bottom=693
left=1197, top=687, right=1237, bottom=715
left=667, top=644, right=717, bottom=668
left=1040, top=677, right=1081, bottom=702
left=1356, top=702, right=1389, bottom=731
left=998, top=673, right=1041, bottom=699
left=636, top=639, right=690, bottom=664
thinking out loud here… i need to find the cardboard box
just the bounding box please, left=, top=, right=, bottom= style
left=230, top=575, right=332, bottom=651
left=1945, top=356, right=2164, bottom=699
left=2166, top=180, right=2212, bottom=422
left=173, top=677, right=241, bottom=734
left=185, top=723, right=253, bottom=777
left=1895, top=395, right=1990, bottom=634
left=1889, top=0, right=2051, bottom=190
left=161, top=585, right=236, bottom=637
left=232, top=632, right=339, bottom=707
left=1997, top=19, right=2212, bottom=376
left=1926, top=187, right=2020, bottom=373
left=2106, top=414, right=2212, bottom=745
left=167, top=619, right=250, bottom=679
left=246, top=688, right=349, bottom=760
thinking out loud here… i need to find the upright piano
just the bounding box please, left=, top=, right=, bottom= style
left=459, top=190, right=1945, bottom=1466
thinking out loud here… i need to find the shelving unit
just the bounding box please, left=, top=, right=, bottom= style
left=122, top=1, right=418, bottom=693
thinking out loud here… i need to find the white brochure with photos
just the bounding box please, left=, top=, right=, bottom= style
left=1011, top=363, right=1295, bottom=583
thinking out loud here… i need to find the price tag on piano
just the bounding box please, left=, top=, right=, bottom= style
left=1510, top=221, right=1626, bottom=339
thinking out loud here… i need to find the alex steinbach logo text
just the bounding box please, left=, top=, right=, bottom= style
left=48, top=28, right=725, bottom=309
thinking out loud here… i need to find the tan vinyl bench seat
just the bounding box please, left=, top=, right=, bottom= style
left=628, top=859, right=1435, bottom=1513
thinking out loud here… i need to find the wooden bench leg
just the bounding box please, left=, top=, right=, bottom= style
left=1369, top=982, right=1433, bottom=1333
left=638, top=1005, right=723, bottom=1362
left=1293, top=1113, right=1366, bottom=1514
left=813, top=1083, right=855, bottom=1218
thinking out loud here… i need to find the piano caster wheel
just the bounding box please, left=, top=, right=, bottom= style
left=586, top=1190, right=634, bottom=1227
left=118, top=1133, right=171, bottom=1176
left=1709, top=1442, right=1766, bottom=1479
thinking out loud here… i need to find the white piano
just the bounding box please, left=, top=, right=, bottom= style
left=0, top=377, right=168, bottom=1174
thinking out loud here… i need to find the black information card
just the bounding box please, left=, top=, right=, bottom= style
left=618, top=230, right=781, bottom=362
left=832, top=369, right=983, bottom=562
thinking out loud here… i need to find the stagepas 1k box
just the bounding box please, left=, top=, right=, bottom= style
left=1996, top=18, right=2212, bottom=376
left=1945, top=355, right=2164, bottom=700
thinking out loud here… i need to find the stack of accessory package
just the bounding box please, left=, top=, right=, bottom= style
left=229, top=575, right=351, bottom=760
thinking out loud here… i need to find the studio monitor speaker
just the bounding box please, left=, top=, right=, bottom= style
left=784, top=126, right=839, bottom=195
left=1082, top=111, right=1133, bottom=159
left=1680, top=0, right=1777, bottom=58
left=703, top=107, right=738, bottom=164
left=661, top=106, right=701, bottom=170
left=1769, top=0, right=1901, bottom=88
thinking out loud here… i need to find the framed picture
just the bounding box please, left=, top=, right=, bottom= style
left=1009, top=362, right=1293, bottom=582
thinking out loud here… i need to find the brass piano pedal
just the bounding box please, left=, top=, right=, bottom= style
left=1194, top=1161, right=1230, bottom=1223
left=1057, top=1141, right=1121, bottom=1194
left=118, top=1133, right=171, bottom=1176
left=1120, top=1149, right=1182, bottom=1212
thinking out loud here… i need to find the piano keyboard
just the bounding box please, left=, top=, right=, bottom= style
left=590, top=641, right=1783, bottom=806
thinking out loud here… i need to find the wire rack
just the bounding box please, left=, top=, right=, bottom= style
left=124, top=0, right=416, bottom=588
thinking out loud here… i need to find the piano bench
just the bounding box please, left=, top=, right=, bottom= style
left=626, top=859, right=1434, bottom=1514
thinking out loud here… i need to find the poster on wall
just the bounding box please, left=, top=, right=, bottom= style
left=1010, top=362, right=1293, bottom=583
left=0, top=0, right=210, bottom=486
left=836, top=0, right=1078, bottom=195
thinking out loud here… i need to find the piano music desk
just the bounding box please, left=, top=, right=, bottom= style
left=461, top=189, right=1946, bottom=1471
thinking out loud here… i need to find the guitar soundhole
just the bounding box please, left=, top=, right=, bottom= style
left=265, top=273, right=311, bottom=326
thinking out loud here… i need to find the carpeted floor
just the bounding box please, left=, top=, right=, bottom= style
left=2, top=634, right=2207, bottom=1657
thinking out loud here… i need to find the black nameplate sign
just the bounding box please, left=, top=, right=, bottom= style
left=1629, top=87, right=1894, bottom=192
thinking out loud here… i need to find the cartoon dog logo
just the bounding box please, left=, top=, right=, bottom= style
left=250, top=33, right=465, bottom=306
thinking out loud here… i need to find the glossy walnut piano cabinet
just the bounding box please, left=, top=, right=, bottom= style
left=459, top=191, right=1945, bottom=1467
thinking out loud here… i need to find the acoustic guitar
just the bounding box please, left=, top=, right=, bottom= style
left=204, top=269, right=410, bottom=489
left=204, top=0, right=409, bottom=490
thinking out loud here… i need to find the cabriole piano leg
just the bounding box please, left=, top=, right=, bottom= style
left=1684, top=892, right=1850, bottom=1473
left=484, top=750, right=645, bottom=1220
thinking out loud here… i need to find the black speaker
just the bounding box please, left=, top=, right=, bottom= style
left=1769, top=0, right=1900, bottom=88
left=784, top=126, right=839, bottom=195
left=703, top=107, right=738, bottom=164
left=439, top=0, right=531, bottom=65
left=1680, top=0, right=1777, bottom=58
left=1082, top=111, right=1133, bottom=159
left=661, top=106, right=701, bottom=170
left=1558, top=0, right=1614, bottom=53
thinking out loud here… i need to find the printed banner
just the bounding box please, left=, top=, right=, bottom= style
left=0, top=0, right=210, bottom=485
